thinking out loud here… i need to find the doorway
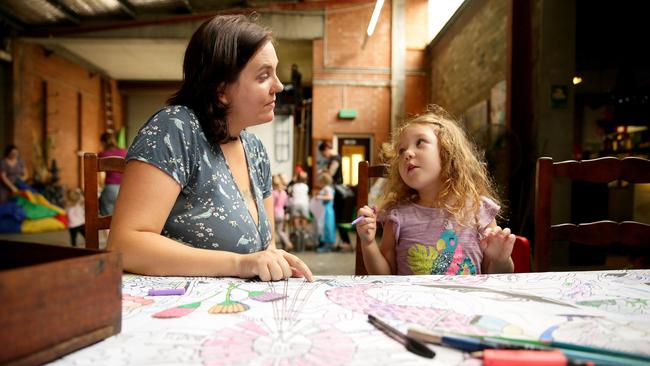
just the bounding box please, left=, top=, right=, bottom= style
left=337, top=136, right=371, bottom=186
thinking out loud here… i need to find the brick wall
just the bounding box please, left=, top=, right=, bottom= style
left=405, top=0, right=429, bottom=116
left=405, top=49, right=428, bottom=116
left=312, top=0, right=428, bottom=164
left=312, top=1, right=392, bottom=164
left=12, top=41, right=122, bottom=190
left=427, top=0, right=507, bottom=117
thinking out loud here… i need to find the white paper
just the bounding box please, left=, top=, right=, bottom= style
left=52, top=270, right=650, bottom=365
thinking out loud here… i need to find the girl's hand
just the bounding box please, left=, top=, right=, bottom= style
left=237, top=249, right=314, bottom=282
left=480, top=226, right=516, bottom=264
left=356, top=205, right=377, bottom=245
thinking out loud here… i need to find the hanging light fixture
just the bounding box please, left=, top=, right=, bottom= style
left=366, top=0, right=385, bottom=37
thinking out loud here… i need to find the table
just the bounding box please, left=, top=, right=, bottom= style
left=51, top=270, right=650, bottom=365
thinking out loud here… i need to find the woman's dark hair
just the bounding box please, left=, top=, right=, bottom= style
left=3, top=145, right=17, bottom=158
left=318, top=141, right=332, bottom=152
left=168, top=14, right=273, bottom=144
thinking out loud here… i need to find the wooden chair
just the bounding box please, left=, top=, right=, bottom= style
left=83, top=152, right=126, bottom=249
left=355, top=161, right=389, bottom=275
left=355, top=161, right=531, bottom=275
left=534, top=156, right=650, bottom=272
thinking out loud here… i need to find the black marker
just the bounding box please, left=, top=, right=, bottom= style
left=368, top=314, right=435, bottom=359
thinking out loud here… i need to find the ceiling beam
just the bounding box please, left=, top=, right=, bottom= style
left=116, top=0, right=137, bottom=19
left=32, top=42, right=110, bottom=78
left=0, top=9, right=24, bottom=31
left=179, top=0, right=194, bottom=14
left=44, top=0, right=81, bottom=24
left=21, top=0, right=366, bottom=37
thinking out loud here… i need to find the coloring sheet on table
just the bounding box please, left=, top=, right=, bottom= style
left=52, top=270, right=650, bottom=366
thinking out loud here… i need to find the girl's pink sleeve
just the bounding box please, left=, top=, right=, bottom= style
left=378, top=206, right=401, bottom=243
left=478, top=196, right=500, bottom=236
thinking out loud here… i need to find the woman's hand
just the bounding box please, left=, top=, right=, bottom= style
left=356, top=205, right=377, bottom=245
left=0, top=172, right=18, bottom=193
left=237, top=248, right=314, bottom=282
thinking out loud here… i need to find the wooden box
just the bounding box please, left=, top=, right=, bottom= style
left=0, top=241, right=122, bottom=366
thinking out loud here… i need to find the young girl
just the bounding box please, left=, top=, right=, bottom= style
left=313, top=172, right=336, bottom=252
left=272, top=174, right=293, bottom=251
left=65, top=188, right=85, bottom=247
left=356, top=106, right=515, bottom=275
left=288, top=170, right=311, bottom=248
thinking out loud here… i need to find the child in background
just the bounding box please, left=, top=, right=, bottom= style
left=288, top=170, right=311, bottom=248
left=314, top=172, right=336, bottom=252
left=356, top=105, right=515, bottom=275
left=272, top=174, right=293, bottom=251
left=65, top=188, right=85, bottom=247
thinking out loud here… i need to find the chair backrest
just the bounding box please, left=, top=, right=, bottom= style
left=355, top=161, right=531, bottom=275
left=534, top=156, right=650, bottom=271
left=355, top=161, right=389, bottom=275
left=83, top=152, right=126, bottom=249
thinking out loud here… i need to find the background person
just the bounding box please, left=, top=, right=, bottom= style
left=317, top=141, right=352, bottom=252
left=272, top=174, right=293, bottom=251
left=65, top=187, right=85, bottom=247
left=98, top=132, right=127, bottom=215
left=0, top=145, right=28, bottom=204
left=313, top=172, right=336, bottom=252
left=288, top=169, right=312, bottom=250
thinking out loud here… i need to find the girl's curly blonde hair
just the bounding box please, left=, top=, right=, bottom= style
left=378, top=105, right=500, bottom=227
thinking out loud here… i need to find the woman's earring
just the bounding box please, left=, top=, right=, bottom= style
left=218, top=93, right=228, bottom=105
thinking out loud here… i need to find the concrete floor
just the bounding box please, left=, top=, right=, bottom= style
left=0, top=230, right=357, bottom=276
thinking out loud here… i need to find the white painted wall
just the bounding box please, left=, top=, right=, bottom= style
left=248, top=115, right=295, bottom=180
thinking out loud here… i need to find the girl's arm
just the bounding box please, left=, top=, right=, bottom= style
left=480, top=219, right=515, bottom=274
left=327, top=159, right=340, bottom=177
left=108, top=160, right=313, bottom=281
left=316, top=187, right=334, bottom=201
left=316, top=193, right=333, bottom=201
left=356, top=205, right=395, bottom=275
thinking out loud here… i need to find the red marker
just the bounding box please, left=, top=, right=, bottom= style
left=474, top=350, right=595, bottom=366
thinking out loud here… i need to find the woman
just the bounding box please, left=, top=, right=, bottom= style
left=318, top=141, right=352, bottom=252
left=98, top=132, right=127, bottom=215
left=109, top=15, right=313, bottom=282
left=0, top=145, right=28, bottom=203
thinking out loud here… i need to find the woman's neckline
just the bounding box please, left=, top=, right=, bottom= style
left=217, top=132, right=263, bottom=231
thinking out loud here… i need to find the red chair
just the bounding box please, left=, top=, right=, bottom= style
left=512, top=235, right=531, bottom=273
left=355, top=161, right=531, bottom=274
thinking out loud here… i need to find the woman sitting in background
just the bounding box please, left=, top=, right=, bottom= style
left=0, top=145, right=28, bottom=204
